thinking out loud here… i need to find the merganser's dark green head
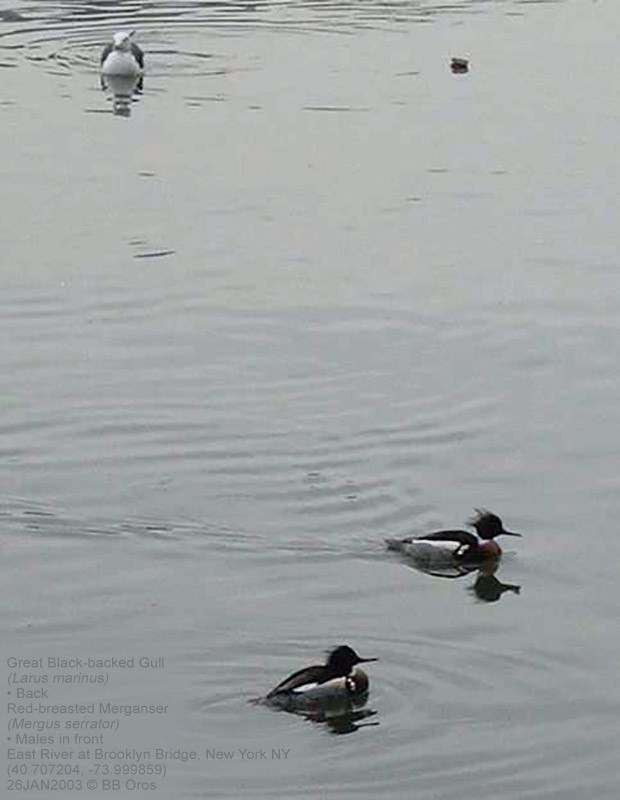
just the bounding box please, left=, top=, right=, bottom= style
left=471, top=509, right=521, bottom=540
left=326, top=645, right=377, bottom=676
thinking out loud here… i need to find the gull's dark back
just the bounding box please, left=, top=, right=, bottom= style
left=100, top=43, right=112, bottom=66
left=130, top=41, right=144, bottom=69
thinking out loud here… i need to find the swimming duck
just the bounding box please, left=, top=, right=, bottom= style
left=386, top=509, right=521, bottom=571
left=264, top=645, right=377, bottom=713
left=100, top=30, right=144, bottom=78
left=450, top=57, right=469, bottom=74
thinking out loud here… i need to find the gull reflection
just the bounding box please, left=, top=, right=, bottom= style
left=101, top=73, right=142, bottom=116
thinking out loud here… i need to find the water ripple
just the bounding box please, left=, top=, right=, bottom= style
left=194, top=620, right=619, bottom=798
left=0, top=0, right=568, bottom=76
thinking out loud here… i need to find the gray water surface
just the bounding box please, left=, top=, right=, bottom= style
left=2, top=0, right=620, bottom=797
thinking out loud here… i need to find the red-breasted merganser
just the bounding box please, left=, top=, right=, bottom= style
left=386, top=509, right=521, bottom=569
left=263, top=645, right=377, bottom=714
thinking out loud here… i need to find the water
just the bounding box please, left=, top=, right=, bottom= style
left=2, top=0, right=620, bottom=797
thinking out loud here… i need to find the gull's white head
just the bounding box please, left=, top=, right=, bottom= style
left=112, top=30, right=134, bottom=51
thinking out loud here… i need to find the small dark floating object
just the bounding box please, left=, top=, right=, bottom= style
left=451, top=57, right=469, bottom=74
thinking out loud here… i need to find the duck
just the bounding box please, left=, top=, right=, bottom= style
left=386, top=509, right=521, bottom=571
left=450, top=57, right=469, bottom=74
left=264, top=645, right=377, bottom=714
left=100, top=30, right=144, bottom=78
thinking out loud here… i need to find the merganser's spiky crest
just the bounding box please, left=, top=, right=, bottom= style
left=386, top=509, right=522, bottom=571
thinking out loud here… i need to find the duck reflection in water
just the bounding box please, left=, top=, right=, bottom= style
left=323, top=707, right=378, bottom=734
left=254, top=645, right=378, bottom=732
left=100, top=31, right=144, bottom=116
left=470, top=560, right=521, bottom=603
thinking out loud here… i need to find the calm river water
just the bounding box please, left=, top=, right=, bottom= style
left=2, top=0, right=620, bottom=797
